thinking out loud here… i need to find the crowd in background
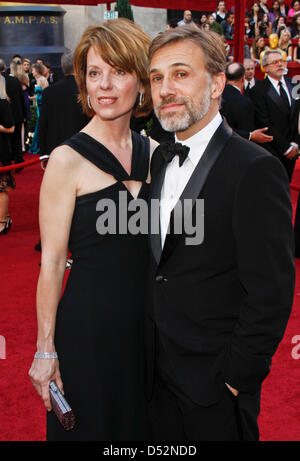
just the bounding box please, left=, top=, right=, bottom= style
left=0, top=56, right=57, bottom=234
left=0, top=0, right=300, bottom=238
left=168, top=1, right=300, bottom=63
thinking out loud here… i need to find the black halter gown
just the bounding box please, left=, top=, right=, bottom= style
left=46, top=131, right=150, bottom=441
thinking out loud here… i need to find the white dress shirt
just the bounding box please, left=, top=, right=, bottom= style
left=160, top=112, right=223, bottom=248
left=267, top=75, right=291, bottom=105
left=244, top=77, right=256, bottom=91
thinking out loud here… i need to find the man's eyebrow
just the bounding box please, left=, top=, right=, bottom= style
left=149, top=63, right=192, bottom=74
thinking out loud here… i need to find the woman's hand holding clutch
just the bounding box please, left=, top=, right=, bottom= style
left=29, top=353, right=64, bottom=411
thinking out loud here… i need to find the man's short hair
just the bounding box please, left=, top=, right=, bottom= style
left=244, top=58, right=255, bottom=66
left=226, top=62, right=245, bottom=81
left=149, top=25, right=227, bottom=78
left=226, top=12, right=234, bottom=19
left=261, top=49, right=282, bottom=68
left=61, top=50, right=74, bottom=75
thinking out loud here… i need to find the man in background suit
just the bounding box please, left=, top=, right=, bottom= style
left=38, top=50, right=89, bottom=168
left=177, top=10, right=194, bottom=27
left=243, top=58, right=257, bottom=96
left=0, top=59, right=27, bottom=167
left=221, top=12, right=234, bottom=40
left=251, top=49, right=299, bottom=181
left=221, top=62, right=272, bottom=143
left=147, top=25, right=294, bottom=441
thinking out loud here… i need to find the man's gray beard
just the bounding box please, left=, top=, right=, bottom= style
left=154, top=86, right=211, bottom=133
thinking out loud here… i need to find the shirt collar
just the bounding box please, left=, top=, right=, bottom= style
left=244, top=77, right=255, bottom=88
left=268, top=75, right=286, bottom=89
left=231, top=84, right=242, bottom=93
left=175, top=112, right=223, bottom=167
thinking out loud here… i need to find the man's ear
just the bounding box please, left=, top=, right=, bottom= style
left=211, top=72, right=226, bottom=100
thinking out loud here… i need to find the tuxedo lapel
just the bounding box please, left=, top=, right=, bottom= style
left=149, top=163, right=167, bottom=265
left=285, top=77, right=296, bottom=114
left=160, top=120, right=233, bottom=265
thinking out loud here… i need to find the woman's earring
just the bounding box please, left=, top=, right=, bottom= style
left=138, top=92, right=144, bottom=107
left=87, top=95, right=92, bottom=109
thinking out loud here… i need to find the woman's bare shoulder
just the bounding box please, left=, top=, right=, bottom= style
left=47, top=144, right=83, bottom=171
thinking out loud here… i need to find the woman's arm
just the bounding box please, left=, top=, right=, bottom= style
left=288, top=44, right=293, bottom=58
left=28, top=146, right=78, bottom=411
left=0, top=124, right=14, bottom=133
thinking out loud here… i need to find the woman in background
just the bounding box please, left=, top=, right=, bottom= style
left=19, top=73, right=31, bottom=152
left=251, top=36, right=267, bottom=63
left=273, top=15, right=289, bottom=34
left=249, top=2, right=264, bottom=37
left=28, top=63, right=48, bottom=154
left=0, top=75, right=15, bottom=234
left=258, top=12, right=273, bottom=37
left=268, top=0, right=282, bottom=25
left=10, top=60, right=31, bottom=153
left=293, top=36, right=300, bottom=62
left=291, top=14, right=300, bottom=36
left=213, top=0, right=227, bottom=23
left=288, top=0, right=300, bottom=18
left=279, top=28, right=293, bottom=59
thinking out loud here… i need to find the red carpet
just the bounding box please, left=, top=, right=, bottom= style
left=0, top=153, right=299, bottom=441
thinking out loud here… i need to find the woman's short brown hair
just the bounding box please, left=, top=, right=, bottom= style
left=32, top=62, right=45, bottom=76
left=74, top=18, right=152, bottom=117
left=149, top=25, right=227, bottom=78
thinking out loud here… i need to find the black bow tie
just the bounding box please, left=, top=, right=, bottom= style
left=157, top=142, right=190, bottom=167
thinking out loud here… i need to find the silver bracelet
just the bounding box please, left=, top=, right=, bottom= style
left=34, top=351, right=58, bottom=359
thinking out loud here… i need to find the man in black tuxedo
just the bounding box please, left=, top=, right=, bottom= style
left=243, top=58, right=257, bottom=96
left=147, top=26, right=295, bottom=441
left=0, top=58, right=26, bottom=166
left=38, top=50, right=89, bottom=167
left=221, top=62, right=272, bottom=143
left=250, top=50, right=299, bottom=181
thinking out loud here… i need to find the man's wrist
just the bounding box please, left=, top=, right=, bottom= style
left=283, top=144, right=295, bottom=156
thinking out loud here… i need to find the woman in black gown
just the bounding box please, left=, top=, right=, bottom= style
left=29, top=19, right=158, bottom=440
left=0, top=74, right=15, bottom=234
